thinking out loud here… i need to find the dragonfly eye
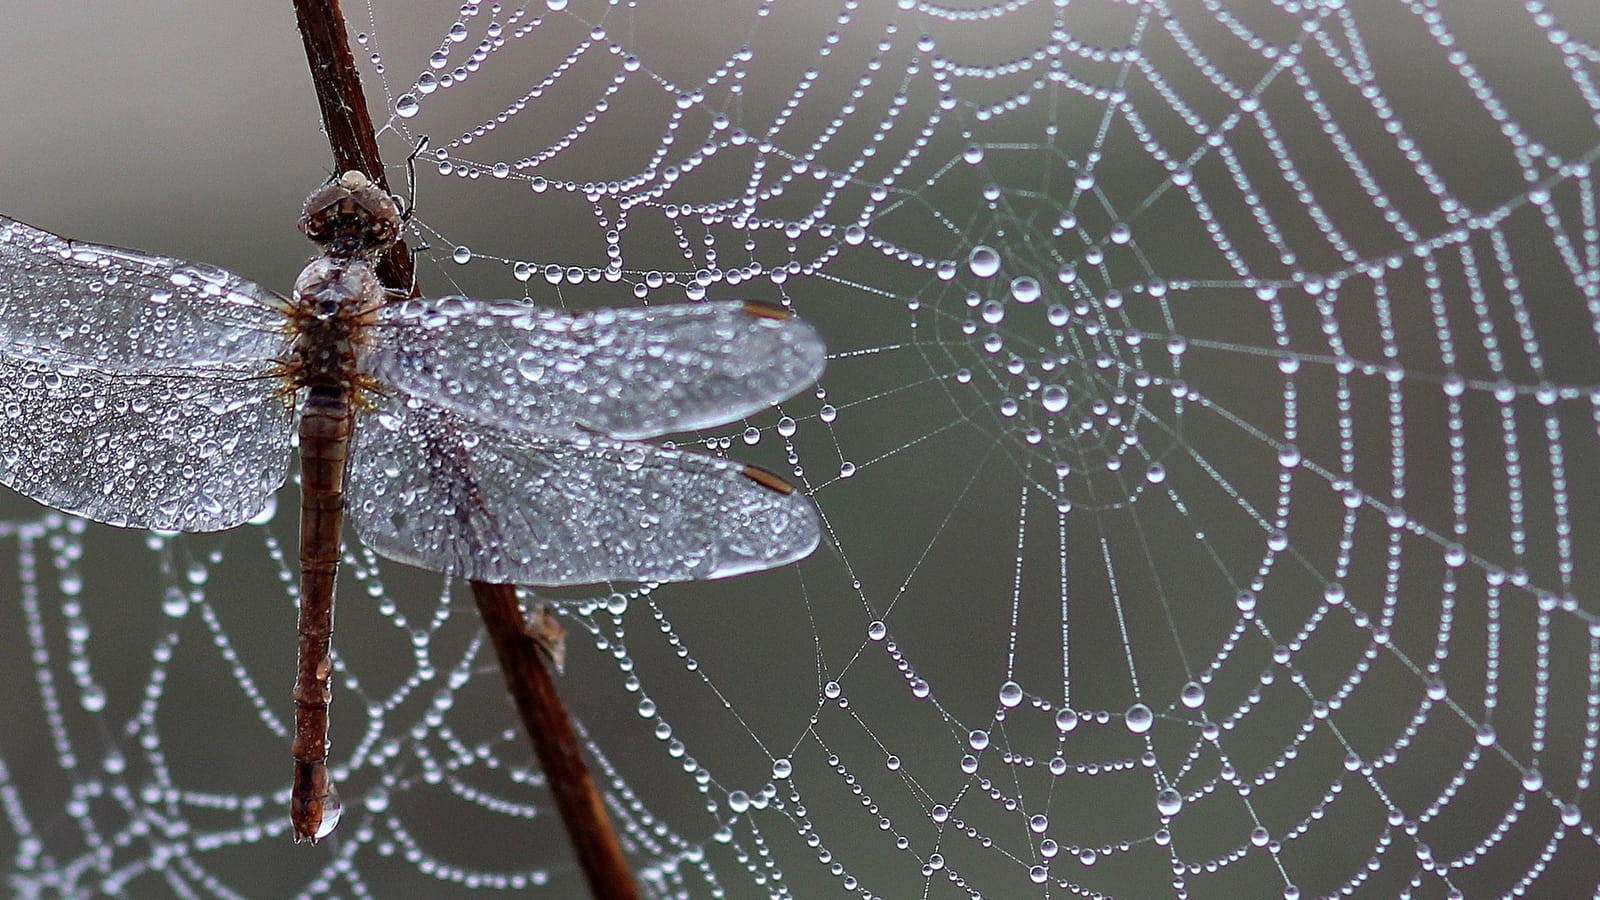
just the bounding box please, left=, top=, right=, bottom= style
left=298, top=172, right=403, bottom=256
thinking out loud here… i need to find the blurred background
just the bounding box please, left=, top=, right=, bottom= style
left=2, top=1, right=1599, bottom=897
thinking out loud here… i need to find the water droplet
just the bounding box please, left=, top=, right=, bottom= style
left=80, top=687, right=106, bottom=712
left=314, top=789, right=343, bottom=840
left=395, top=94, right=420, bottom=118
left=1010, top=276, right=1041, bottom=303
left=1180, top=682, right=1205, bottom=708
left=772, top=758, right=793, bottom=779
left=999, top=681, right=1023, bottom=707
left=1156, top=788, right=1183, bottom=816
left=967, top=245, right=1001, bottom=278
left=727, top=790, right=750, bottom=813
left=1125, top=703, right=1154, bottom=734
left=969, top=730, right=990, bottom=750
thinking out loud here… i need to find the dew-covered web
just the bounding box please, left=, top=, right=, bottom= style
left=4, top=1, right=1600, bottom=897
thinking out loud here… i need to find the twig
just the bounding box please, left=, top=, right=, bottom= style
left=291, top=0, right=414, bottom=293
left=472, top=583, right=639, bottom=899
left=291, top=2, right=639, bottom=895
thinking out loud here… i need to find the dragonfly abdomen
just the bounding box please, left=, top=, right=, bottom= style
left=289, top=383, right=352, bottom=843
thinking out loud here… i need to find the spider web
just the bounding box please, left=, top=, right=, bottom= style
left=4, top=0, right=1600, bottom=897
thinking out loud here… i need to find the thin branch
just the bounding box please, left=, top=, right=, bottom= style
left=291, top=2, right=638, bottom=895
left=291, top=0, right=413, bottom=293
left=472, top=583, right=640, bottom=899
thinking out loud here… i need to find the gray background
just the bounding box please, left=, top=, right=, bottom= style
left=2, top=2, right=1598, bottom=898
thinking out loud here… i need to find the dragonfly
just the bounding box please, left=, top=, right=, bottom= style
left=0, top=172, right=825, bottom=843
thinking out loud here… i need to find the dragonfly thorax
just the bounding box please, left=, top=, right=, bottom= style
left=288, top=256, right=381, bottom=388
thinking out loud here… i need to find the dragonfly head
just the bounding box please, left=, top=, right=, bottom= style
left=299, top=171, right=403, bottom=258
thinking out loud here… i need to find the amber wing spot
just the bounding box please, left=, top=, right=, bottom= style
left=739, top=300, right=792, bottom=321
left=741, top=464, right=797, bottom=495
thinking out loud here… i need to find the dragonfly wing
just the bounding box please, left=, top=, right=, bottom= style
left=0, top=357, right=293, bottom=531
left=347, top=391, right=820, bottom=586
left=366, top=299, right=825, bottom=440
left=0, top=214, right=290, bottom=373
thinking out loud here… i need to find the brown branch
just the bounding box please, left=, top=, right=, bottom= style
left=472, top=583, right=640, bottom=899
left=292, top=2, right=638, bottom=895
left=292, top=0, right=414, bottom=293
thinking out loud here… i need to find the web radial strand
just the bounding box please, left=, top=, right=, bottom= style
left=0, top=215, right=291, bottom=373
left=365, top=298, right=826, bottom=440
left=346, top=389, right=820, bottom=585
left=0, top=358, right=292, bottom=531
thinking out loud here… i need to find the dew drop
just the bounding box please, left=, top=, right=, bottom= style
left=998, top=681, right=1023, bottom=708
left=1010, top=276, right=1041, bottom=303
left=80, top=687, right=106, bottom=713
left=1125, top=703, right=1154, bottom=734
left=1156, top=788, right=1183, bottom=816
left=1180, top=682, right=1205, bottom=708
left=395, top=94, right=420, bottom=118
left=967, top=245, right=1001, bottom=278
